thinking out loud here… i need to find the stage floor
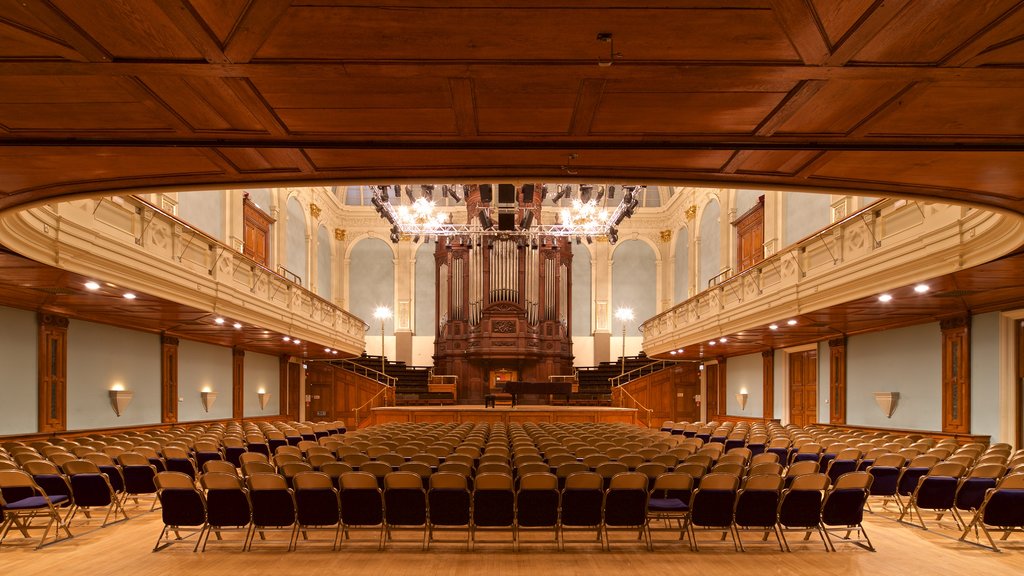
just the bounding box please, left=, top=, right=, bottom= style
left=371, top=404, right=639, bottom=426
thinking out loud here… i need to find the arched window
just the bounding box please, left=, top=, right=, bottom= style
left=348, top=238, right=395, bottom=334
left=284, top=197, right=307, bottom=285
left=611, top=240, right=657, bottom=333
left=316, top=225, right=332, bottom=299
left=698, top=198, right=721, bottom=289
left=571, top=242, right=592, bottom=336
left=414, top=242, right=435, bottom=335
left=674, top=226, right=689, bottom=303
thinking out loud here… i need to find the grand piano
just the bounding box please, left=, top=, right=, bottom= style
left=501, top=380, right=574, bottom=406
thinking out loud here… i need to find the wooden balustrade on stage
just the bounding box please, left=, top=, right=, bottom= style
left=306, top=362, right=392, bottom=429
left=614, top=363, right=701, bottom=427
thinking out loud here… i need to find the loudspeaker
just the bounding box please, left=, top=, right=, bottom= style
left=522, top=184, right=535, bottom=203
left=498, top=183, right=516, bottom=204
left=479, top=184, right=492, bottom=203
left=498, top=212, right=516, bottom=231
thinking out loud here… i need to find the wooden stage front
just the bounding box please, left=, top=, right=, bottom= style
left=371, top=405, right=639, bottom=426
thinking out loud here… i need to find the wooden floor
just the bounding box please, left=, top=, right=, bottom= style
left=3, top=500, right=1023, bottom=576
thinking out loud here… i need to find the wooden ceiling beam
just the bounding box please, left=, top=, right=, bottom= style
left=16, top=0, right=111, bottom=62
left=768, top=0, right=831, bottom=65
left=223, top=0, right=292, bottom=63
left=154, top=0, right=230, bottom=63
left=825, top=0, right=913, bottom=66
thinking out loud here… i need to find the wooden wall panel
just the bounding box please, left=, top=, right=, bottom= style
left=941, top=315, right=971, bottom=434
left=618, top=363, right=700, bottom=426
left=829, top=338, right=847, bottom=425
left=37, top=313, right=68, bottom=434
left=160, top=335, right=179, bottom=423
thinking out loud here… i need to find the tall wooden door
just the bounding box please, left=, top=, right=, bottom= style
left=734, top=196, right=764, bottom=273
left=789, top=350, right=817, bottom=427
left=704, top=364, right=719, bottom=418
left=243, top=197, right=273, bottom=266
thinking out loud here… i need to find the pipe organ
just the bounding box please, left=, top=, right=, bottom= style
left=434, top=184, right=574, bottom=403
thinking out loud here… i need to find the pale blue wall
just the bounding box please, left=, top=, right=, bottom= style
left=349, top=238, right=395, bottom=333
left=0, top=305, right=38, bottom=435
left=734, top=189, right=761, bottom=217
left=177, top=339, right=233, bottom=422
left=414, top=242, right=435, bottom=335
left=67, top=320, right=161, bottom=430
left=285, top=196, right=307, bottom=286
left=611, top=240, right=656, bottom=336
left=971, top=312, right=1001, bottom=442
left=698, top=199, right=721, bottom=289
left=673, top=226, right=688, bottom=303
left=177, top=190, right=225, bottom=241
left=726, top=352, right=763, bottom=417
left=784, top=192, right=830, bottom=246
left=246, top=188, right=271, bottom=211
left=243, top=352, right=280, bottom=417
left=572, top=242, right=592, bottom=336
left=847, top=322, right=942, bottom=430
left=316, top=225, right=332, bottom=299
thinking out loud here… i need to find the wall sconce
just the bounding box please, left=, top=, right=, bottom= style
left=257, top=388, right=271, bottom=411
left=200, top=387, right=218, bottom=413
left=735, top=389, right=749, bottom=411
left=874, top=392, right=899, bottom=418
left=109, top=384, right=133, bottom=417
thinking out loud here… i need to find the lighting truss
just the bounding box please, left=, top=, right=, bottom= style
left=369, top=184, right=643, bottom=243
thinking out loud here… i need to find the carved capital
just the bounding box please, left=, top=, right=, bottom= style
left=762, top=349, right=774, bottom=359
left=828, top=337, right=846, bottom=348
left=685, top=205, right=697, bottom=220
left=660, top=230, right=672, bottom=242
left=161, top=334, right=180, bottom=346
left=38, top=313, right=69, bottom=329
left=334, top=228, right=346, bottom=241
left=309, top=203, right=322, bottom=219
left=940, top=315, right=970, bottom=331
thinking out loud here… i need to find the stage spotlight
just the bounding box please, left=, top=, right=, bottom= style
left=580, top=184, right=594, bottom=203
left=478, top=210, right=494, bottom=230
left=404, top=185, right=416, bottom=203
left=520, top=210, right=534, bottom=230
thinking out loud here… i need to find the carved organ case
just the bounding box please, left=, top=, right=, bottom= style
left=433, top=184, right=573, bottom=403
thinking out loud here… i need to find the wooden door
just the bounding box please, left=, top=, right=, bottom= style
left=1018, top=320, right=1023, bottom=448
left=243, top=197, right=273, bottom=266
left=704, top=364, right=719, bottom=418
left=734, top=196, right=764, bottom=273
left=941, top=318, right=970, bottom=434
left=789, top=349, right=817, bottom=427
left=674, top=378, right=700, bottom=422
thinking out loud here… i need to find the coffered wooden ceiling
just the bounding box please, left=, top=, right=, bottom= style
left=1, top=1, right=1024, bottom=215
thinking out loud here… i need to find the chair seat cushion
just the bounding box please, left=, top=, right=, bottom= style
left=5, top=495, right=68, bottom=509
left=648, top=497, right=687, bottom=512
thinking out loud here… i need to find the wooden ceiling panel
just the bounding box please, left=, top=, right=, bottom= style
left=141, top=76, right=268, bottom=132
left=732, top=150, right=820, bottom=176
left=591, top=92, right=788, bottom=134
left=808, top=151, right=1024, bottom=202
left=0, top=19, right=78, bottom=60
left=216, top=148, right=306, bottom=173
left=862, top=84, right=1024, bottom=137
left=774, top=80, right=909, bottom=134
left=477, top=107, right=574, bottom=134
left=187, top=0, right=250, bottom=45
left=278, top=108, right=458, bottom=135
left=0, top=147, right=225, bottom=196
left=965, top=36, right=1024, bottom=66
left=254, top=6, right=800, bottom=62
left=50, top=0, right=203, bottom=60
left=849, top=0, right=1021, bottom=64
left=809, top=0, right=876, bottom=49
left=475, top=78, right=578, bottom=134
left=251, top=77, right=454, bottom=111
left=303, top=148, right=732, bottom=172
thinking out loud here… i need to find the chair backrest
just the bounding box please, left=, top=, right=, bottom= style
left=241, top=461, right=276, bottom=477
left=429, top=471, right=468, bottom=490
left=928, top=462, right=967, bottom=478
left=607, top=471, right=649, bottom=490
left=710, top=462, right=744, bottom=476
left=743, top=473, right=784, bottom=491
left=22, top=459, right=61, bottom=476
left=788, top=473, right=829, bottom=491
left=968, top=463, right=1007, bottom=479
left=474, top=472, right=514, bottom=491
left=871, top=453, right=906, bottom=468
left=516, top=462, right=549, bottom=476
left=698, top=472, right=741, bottom=491
left=339, top=471, right=380, bottom=490
left=785, top=460, right=820, bottom=477
left=749, top=462, right=783, bottom=476
left=201, top=471, right=244, bottom=490
left=62, top=459, right=102, bottom=475
left=238, top=452, right=269, bottom=465
left=832, top=471, right=872, bottom=490
left=519, top=472, right=558, bottom=491
left=116, top=452, right=150, bottom=467
left=650, top=471, right=693, bottom=493
left=564, top=471, right=603, bottom=490
left=155, top=470, right=195, bottom=490
left=384, top=471, right=424, bottom=490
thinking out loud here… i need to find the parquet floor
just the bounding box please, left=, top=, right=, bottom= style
left=3, top=500, right=1023, bottom=576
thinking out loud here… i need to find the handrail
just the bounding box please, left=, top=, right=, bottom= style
left=612, top=385, right=653, bottom=428
left=643, top=198, right=890, bottom=335
left=126, top=195, right=367, bottom=331
left=609, top=359, right=689, bottom=387
left=353, top=385, right=392, bottom=430
left=332, top=359, right=398, bottom=389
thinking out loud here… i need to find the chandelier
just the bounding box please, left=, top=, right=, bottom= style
left=371, top=183, right=642, bottom=244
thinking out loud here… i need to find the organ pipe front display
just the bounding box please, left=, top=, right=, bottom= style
left=434, top=184, right=573, bottom=403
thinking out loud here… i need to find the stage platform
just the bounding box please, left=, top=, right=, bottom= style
left=371, top=405, right=639, bottom=426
